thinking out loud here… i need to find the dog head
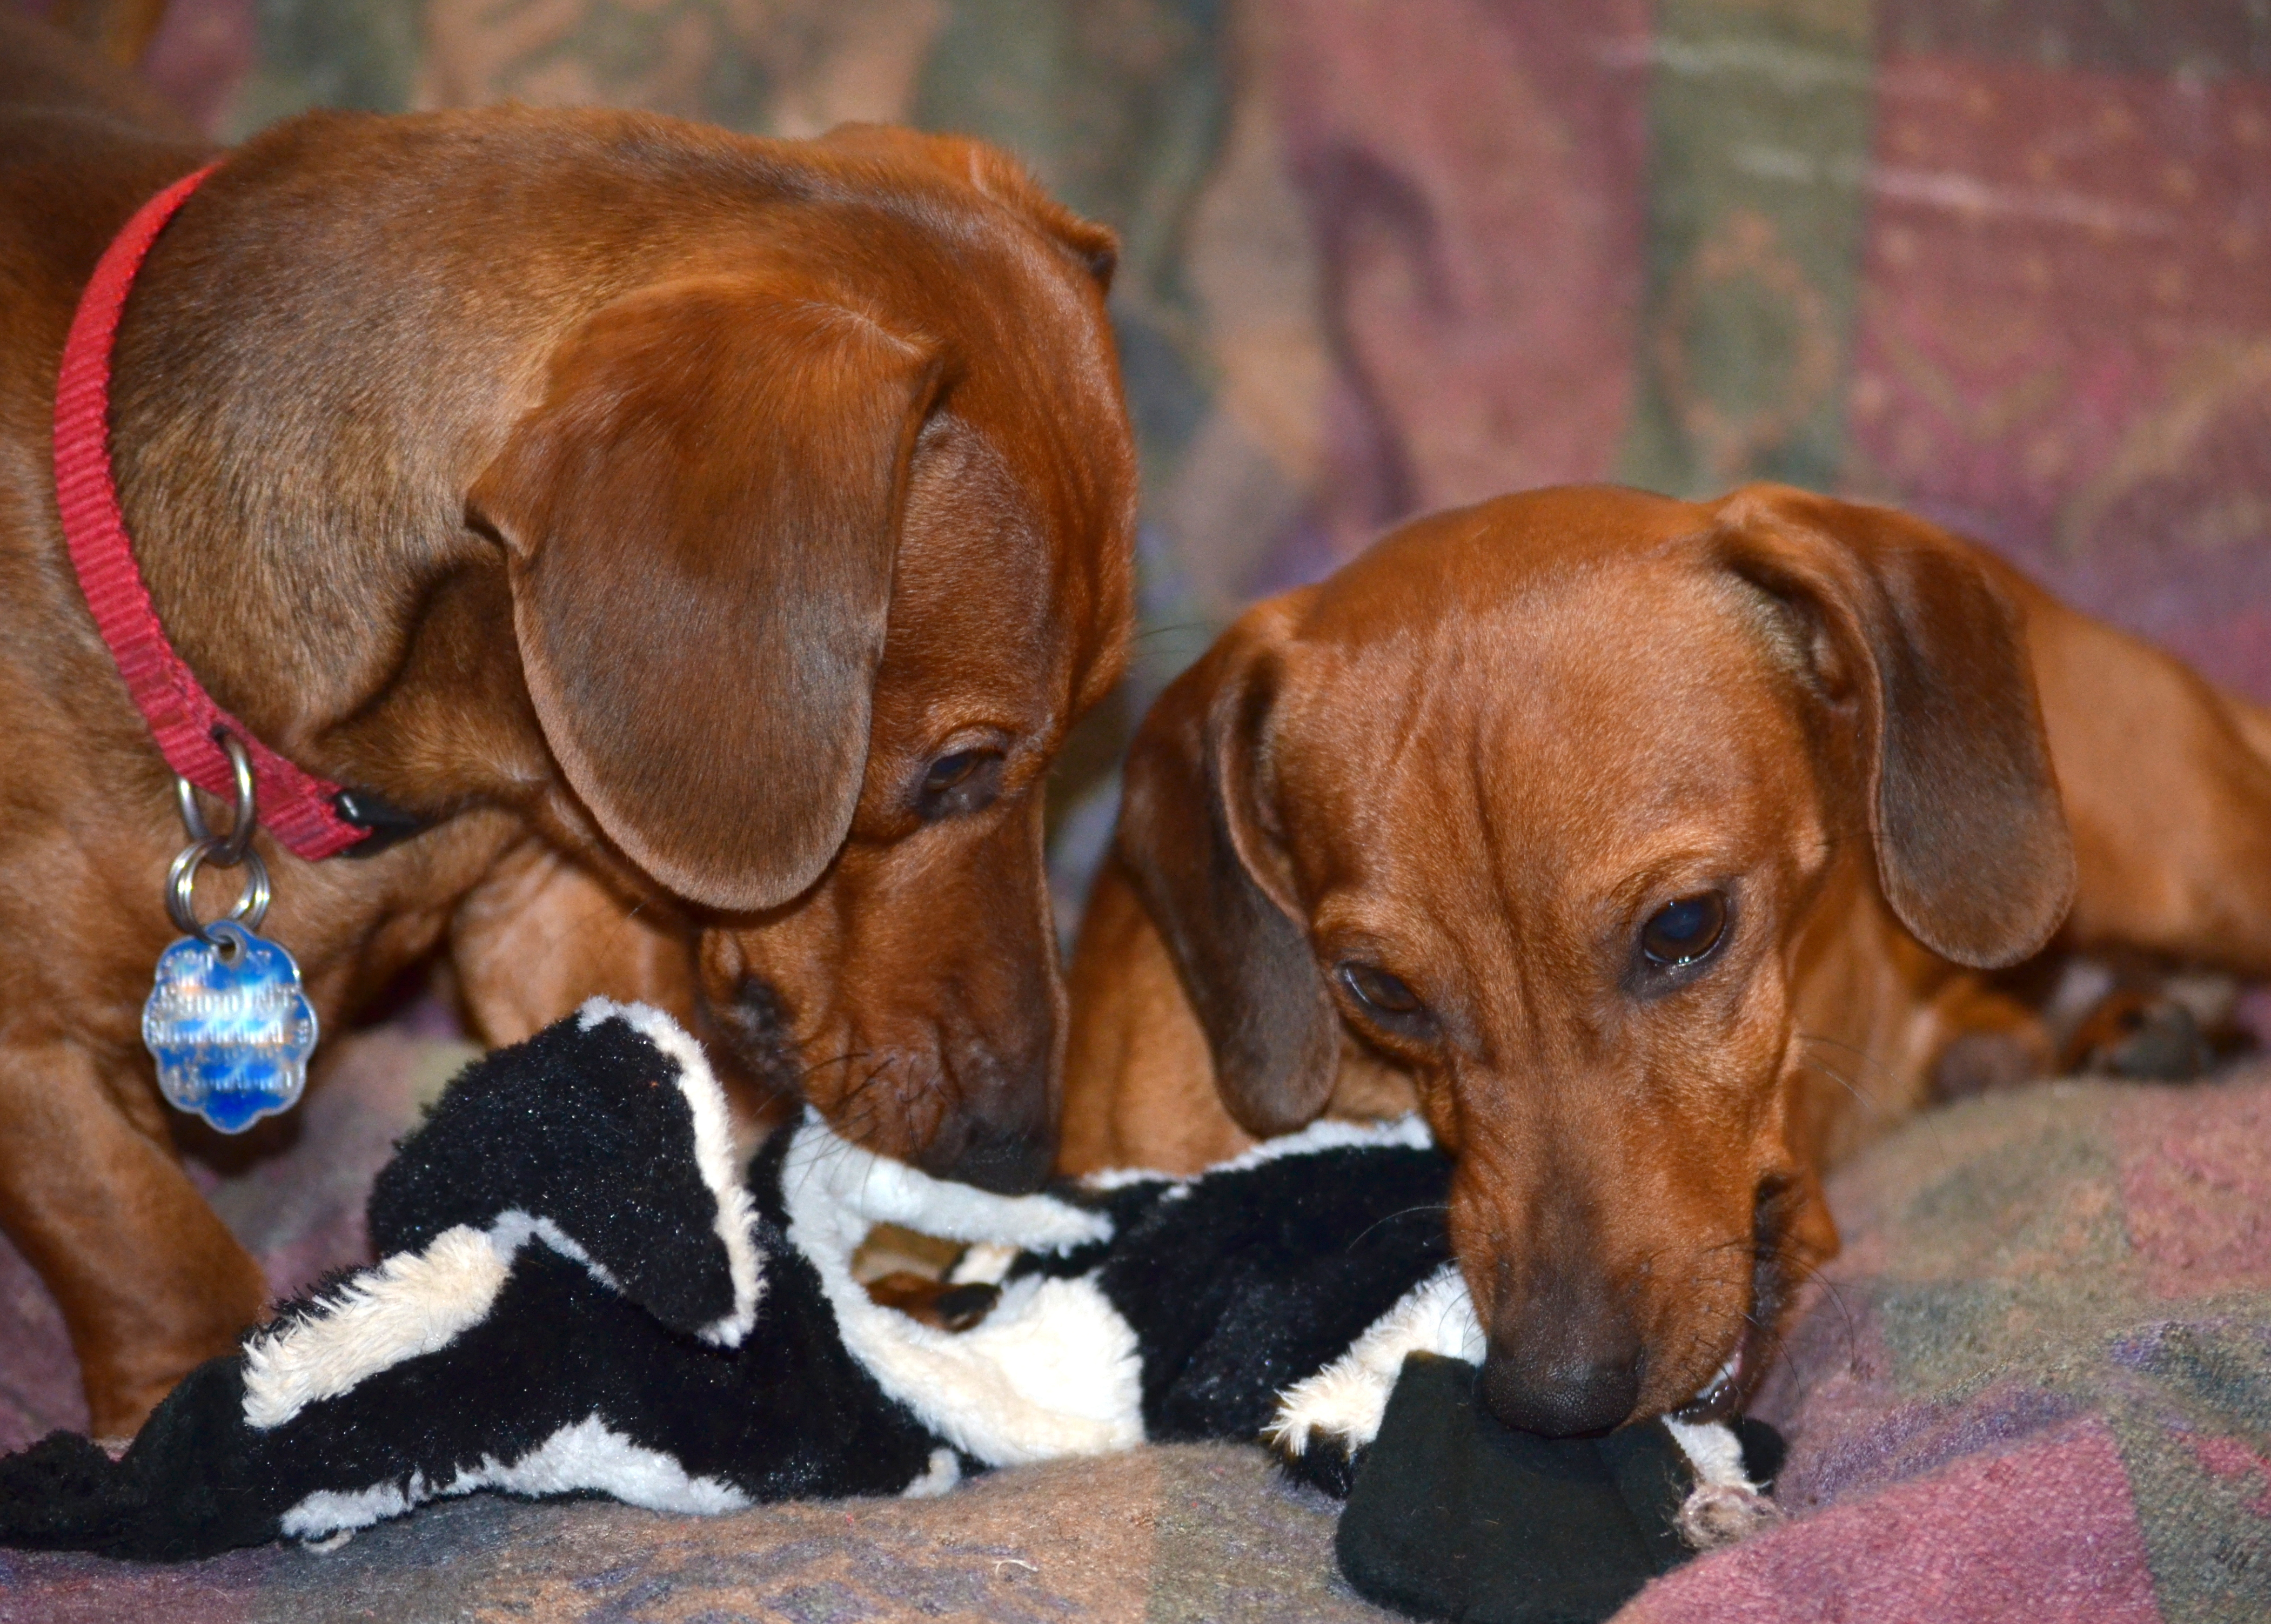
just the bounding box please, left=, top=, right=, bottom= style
left=1118, top=484, right=2073, bottom=1430
left=470, top=129, right=1134, bottom=1193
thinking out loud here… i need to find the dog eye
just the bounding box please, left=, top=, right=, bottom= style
left=1640, top=892, right=1729, bottom=969
left=916, top=749, right=1002, bottom=820
left=1339, top=962, right=1425, bottom=1021
left=925, top=751, right=983, bottom=793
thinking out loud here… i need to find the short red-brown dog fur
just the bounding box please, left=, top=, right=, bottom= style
left=1, top=14, right=1133, bottom=1437
left=1062, top=482, right=2271, bottom=1437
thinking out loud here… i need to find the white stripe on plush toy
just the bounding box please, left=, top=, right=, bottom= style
left=1080, top=1112, right=1438, bottom=1193
left=782, top=1105, right=1113, bottom=1251
left=243, top=1224, right=511, bottom=1430
left=278, top=1475, right=427, bottom=1542
left=900, top=1447, right=962, bottom=1499
left=436, top=1413, right=751, bottom=1514
left=1209, top=1112, right=1436, bottom=1172
left=277, top=1413, right=753, bottom=1542
left=242, top=1209, right=634, bottom=1431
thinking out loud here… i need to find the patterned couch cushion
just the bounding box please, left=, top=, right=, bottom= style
left=1624, top=1066, right=2271, bottom=1621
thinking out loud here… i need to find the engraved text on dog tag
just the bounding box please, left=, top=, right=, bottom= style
left=142, top=920, right=318, bottom=1133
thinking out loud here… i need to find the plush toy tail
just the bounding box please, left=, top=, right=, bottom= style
left=0, top=1433, right=137, bottom=1549
left=0, top=1358, right=282, bottom=1560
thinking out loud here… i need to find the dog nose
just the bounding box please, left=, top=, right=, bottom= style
left=915, top=1116, right=1053, bottom=1194
left=1479, top=1344, right=1642, bottom=1437
left=1479, top=1279, right=1644, bottom=1437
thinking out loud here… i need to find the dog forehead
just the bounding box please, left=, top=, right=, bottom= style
left=907, top=243, right=1136, bottom=723
left=1268, top=543, right=1817, bottom=908
left=868, top=427, right=1085, bottom=733
left=1298, top=484, right=1712, bottom=633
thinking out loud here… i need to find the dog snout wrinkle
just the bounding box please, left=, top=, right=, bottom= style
left=892, top=1010, right=1057, bottom=1193
left=717, top=976, right=805, bottom=1096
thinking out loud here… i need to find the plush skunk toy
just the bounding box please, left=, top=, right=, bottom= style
left=0, top=1002, right=1775, bottom=1617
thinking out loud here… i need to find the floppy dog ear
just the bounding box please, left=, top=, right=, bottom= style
left=1117, top=596, right=1339, bottom=1136
left=470, top=279, right=946, bottom=914
left=1713, top=485, right=2075, bottom=968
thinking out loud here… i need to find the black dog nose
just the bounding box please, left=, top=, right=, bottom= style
left=1480, top=1346, right=1642, bottom=1437
left=917, top=1118, right=1053, bottom=1195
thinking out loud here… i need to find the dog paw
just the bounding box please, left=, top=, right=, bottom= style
left=2065, top=992, right=2211, bottom=1080
left=1676, top=1480, right=1781, bottom=1551
left=1931, top=1029, right=2051, bottom=1100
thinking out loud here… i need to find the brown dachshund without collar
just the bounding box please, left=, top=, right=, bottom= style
left=0, top=14, right=1133, bottom=1437
left=1061, top=482, right=2271, bottom=1438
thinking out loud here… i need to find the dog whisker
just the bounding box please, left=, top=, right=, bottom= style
left=1345, top=1203, right=1450, bottom=1251
left=1792, top=1047, right=1883, bottom=1117
left=799, top=1050, right=875, bottom=1085
left=1772, top=1249, right=1863, bottom=1377
left=1794, top=1031, right=1922, bottom=1099
left=1797, top=1034, right=1957, bottom=1170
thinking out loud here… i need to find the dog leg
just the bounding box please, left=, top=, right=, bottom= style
left=1060, top=859, right=1250, bottom=1175
left=863, top=1271, right=1001, bottom=1331
left=0, top=1042, right=267, bottom=1439
left=1923, top=981, right=2057, bottom=1101
left=449, top=840, right=698, bottom=1048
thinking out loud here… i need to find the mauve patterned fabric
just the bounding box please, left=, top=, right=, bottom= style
left=8, top=2, right=2271, bottom=1618
left=1629, top=1070, right=2271, bottom=1622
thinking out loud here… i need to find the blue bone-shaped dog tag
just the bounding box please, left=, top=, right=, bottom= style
left=142, top=921, right=318, bottom=1133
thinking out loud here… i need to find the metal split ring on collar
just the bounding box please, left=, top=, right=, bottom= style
left=165, top=836, right=272, bottom=944
left=168, top=732, right=269, bottom=946
left=175, top=731, right=258, bottom=867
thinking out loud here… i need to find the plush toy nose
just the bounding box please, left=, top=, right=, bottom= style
left=1480, top=1301, right=1643, bottom=1438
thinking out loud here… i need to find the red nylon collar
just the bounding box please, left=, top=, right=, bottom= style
left=53, top=163, right=371, bottom=861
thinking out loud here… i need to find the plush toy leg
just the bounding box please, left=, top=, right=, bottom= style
left=0, top=1007, right=973, bottom=1563
left=0, top=1357, right=278, bottom=1560
left=0, top=1224, right=960, bottom=1563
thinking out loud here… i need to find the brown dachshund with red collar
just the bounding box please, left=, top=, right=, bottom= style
left=1062, top=482, right=2271, bottom=1437
left=1, top=13, right=1132, bottom=1437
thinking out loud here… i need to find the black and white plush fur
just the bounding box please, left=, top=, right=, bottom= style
left=0, top=1003, right=1767, bottom=1560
